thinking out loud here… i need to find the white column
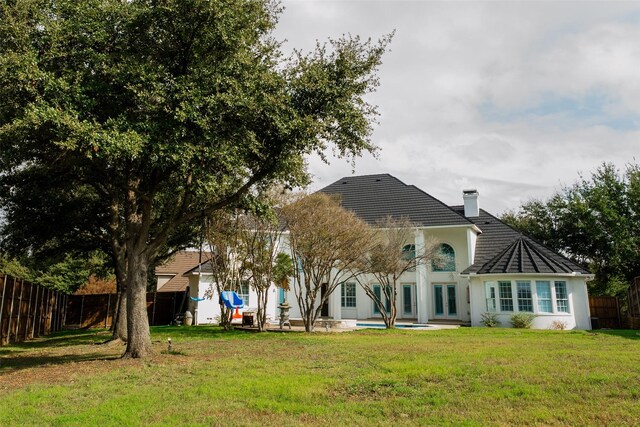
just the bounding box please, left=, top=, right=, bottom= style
left=415, top=229, right=430, bottom=323
left=331, top=283, right=342, bottom=320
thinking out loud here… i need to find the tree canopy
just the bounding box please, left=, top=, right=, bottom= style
left=502, top=162, right=640, bottom=296
left=0, top=0, right=390, bottom=357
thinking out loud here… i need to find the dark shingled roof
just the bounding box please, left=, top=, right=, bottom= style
left=449, top=207, right=590, bottom=275
left=319, top=174, right=473, bottom=227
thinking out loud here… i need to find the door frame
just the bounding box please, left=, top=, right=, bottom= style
left=401, top=283, right=417, bottom=318
left=432, top=283, right=458, bottom=319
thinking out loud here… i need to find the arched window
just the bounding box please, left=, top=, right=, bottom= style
left=401, top=244, right=416, bottom=261
left=432, top=244, right=455, bottom=272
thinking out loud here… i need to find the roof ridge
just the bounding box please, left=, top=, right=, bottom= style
left=408, top=185, right=474, bottom=225
left=477, top=209, right=589, bottom=272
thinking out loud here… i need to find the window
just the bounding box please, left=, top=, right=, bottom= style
left=373, top=284, right=391, bottom=314
left=238, top=281, right=250, bottom=306
left=499, top=281, right=514, bottom=312
left=341, top=282, right=357, bottom=308
left=485, top=282, right=497, bottom=312
left=402, top=284, right=413, bottom=315
left=536, top=281, right=552, bottom=313
left=555, top=281, right=570, bottom=313
left=402, top=244, right=416, bottom=271
left=402, top=244, right=416, bottom=261
left=432, top=244, right=455, bottom=272
left=516, top=281, right=533, bottom=312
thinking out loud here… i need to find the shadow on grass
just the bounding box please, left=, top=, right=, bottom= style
left=150, top=325, right=257, bottom=341
left=0, top=329, right=111, bottom=353
left=0, top=352, right=121, bottom=374
left=591, top=329, right=640, bottom=340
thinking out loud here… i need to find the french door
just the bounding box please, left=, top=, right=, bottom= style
left=433, top=284, right=458, bottom=319
left=401, top=284, right=416, bottom=318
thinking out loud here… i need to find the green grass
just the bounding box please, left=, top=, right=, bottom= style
left=1, top=327, right=639, bottom=426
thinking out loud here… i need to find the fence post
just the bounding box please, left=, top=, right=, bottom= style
left=16, top=280, right=24, bottom=341
left=6, top=277, right=17, bottom=344
left=79, top=295, right=85, bottom=329
left=25, top=283, right=34, bottom=341
left=0, top=275, right=7, bottom=345
left=105, top=294, right=111, bottom=328
left=44, top=288, right=50, bottom=335
left=51, top=292, right=57, bottom=333
left=37, top=285, right=44, bottom=337
left=62, top=294, right=68, bottom=329
left=31, top=285, right=40, bottom=338
left=172, top=292, right=177, bottom=323
left=151, top=291, right=157, bottom=326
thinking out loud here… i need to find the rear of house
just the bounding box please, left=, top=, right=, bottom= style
left=279, top=174, right=592, bottom=329
left=170, top=173, right=592, bottom=329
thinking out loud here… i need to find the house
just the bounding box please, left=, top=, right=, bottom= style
left=183, top=173, right=593, bottom=329
left=156, top=251, right=204, bottom=293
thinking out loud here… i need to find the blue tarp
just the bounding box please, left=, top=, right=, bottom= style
left=220, top=291, right=244, bottom=309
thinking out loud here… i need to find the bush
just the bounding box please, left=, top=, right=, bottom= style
left=510, top=312, right=536, bottom=329
left=550, top=320, right=567, bottom=330
left=480, top=312, right=500, bottom=327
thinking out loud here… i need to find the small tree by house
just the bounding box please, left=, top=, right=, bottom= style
left=240, top=211, right=293, bottom=332
left=283, top=193, right=374, bottom=332
left=356, top=216, right=440, bottom=328
left=204, top=211, right=246, bottom=330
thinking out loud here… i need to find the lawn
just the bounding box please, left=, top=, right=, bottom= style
left=0, top=326, right=638, bottom=426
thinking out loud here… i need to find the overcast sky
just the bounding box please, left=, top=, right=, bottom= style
left=274, top=1, right=640, bottom=214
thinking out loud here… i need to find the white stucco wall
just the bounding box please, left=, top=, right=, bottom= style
left=468, top=275, right=592, bottom=330
left=281, top=226, right=476, bottom=323
left=186, top=274, right=279, bottom=325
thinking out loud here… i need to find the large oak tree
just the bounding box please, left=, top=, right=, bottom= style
left=0, top=0, right=390, bottom=357
left=502, top=162, right=640, bottom=296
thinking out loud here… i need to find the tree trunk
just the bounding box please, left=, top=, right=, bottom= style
left=110, top=233, right=128, bottom=341
left=256, top=287, right=268, bottom=332
left=387, top=285, right=398, bottom=329
left=123, top=251, right=152, bottom=358
left=113, top=291, right=128, bottom=341
left=304, top=309, right=314, bottom=332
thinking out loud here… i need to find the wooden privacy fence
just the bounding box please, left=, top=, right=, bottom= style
left=588, top=296, right=621, bottom=329
left=0, top=274, right=67, bottom=346
left=629, top=277, right=640, bottom=317
left=628, top=277, right=640, bottom=329
left=64, top=291, right=187, bottom=329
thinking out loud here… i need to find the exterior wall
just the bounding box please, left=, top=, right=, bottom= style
left=468, top=275, right=592, bottom=330
left=187, top=274, right=279, bottom=325
left=156, top=274, right=174, bottom=290
left=422, top=227, right=472, bottom=323
left=282, top=226, right=476, bottom=323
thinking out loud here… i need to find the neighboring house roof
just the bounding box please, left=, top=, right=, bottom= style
left=449, top=207, right=590, bottom=275
left=183, top=260, right=214, bottom=275
left=156, top=251, right=209, bottom=292
left=319, top=174, right=473, bottom=227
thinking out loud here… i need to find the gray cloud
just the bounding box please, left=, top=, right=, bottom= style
left=275, top=1, right=640, bottom=215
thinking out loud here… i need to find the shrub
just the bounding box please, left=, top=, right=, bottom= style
left=480, top=312, right=501, bottom=327
left=510, top=312, right=536, bottom=329
left=550, top=320, right=567, bottom=330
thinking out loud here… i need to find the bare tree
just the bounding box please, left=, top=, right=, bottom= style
left=204, top=211, right=246, bottom=330
left=240, top=211, right=293, bottom=332
left=283, top=193, right=374, bottom=332
left=355, top=216, right=441, bottom=328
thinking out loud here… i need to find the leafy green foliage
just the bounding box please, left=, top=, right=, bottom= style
left=510, top=312, right=536, bottom=329
left=502, top=162, right=640, bottom=296
left=480, top=312, right=500, bottom=327
left=273, top=252, right=294, bottom=290
left=0, top=0, right=390, bottom=356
